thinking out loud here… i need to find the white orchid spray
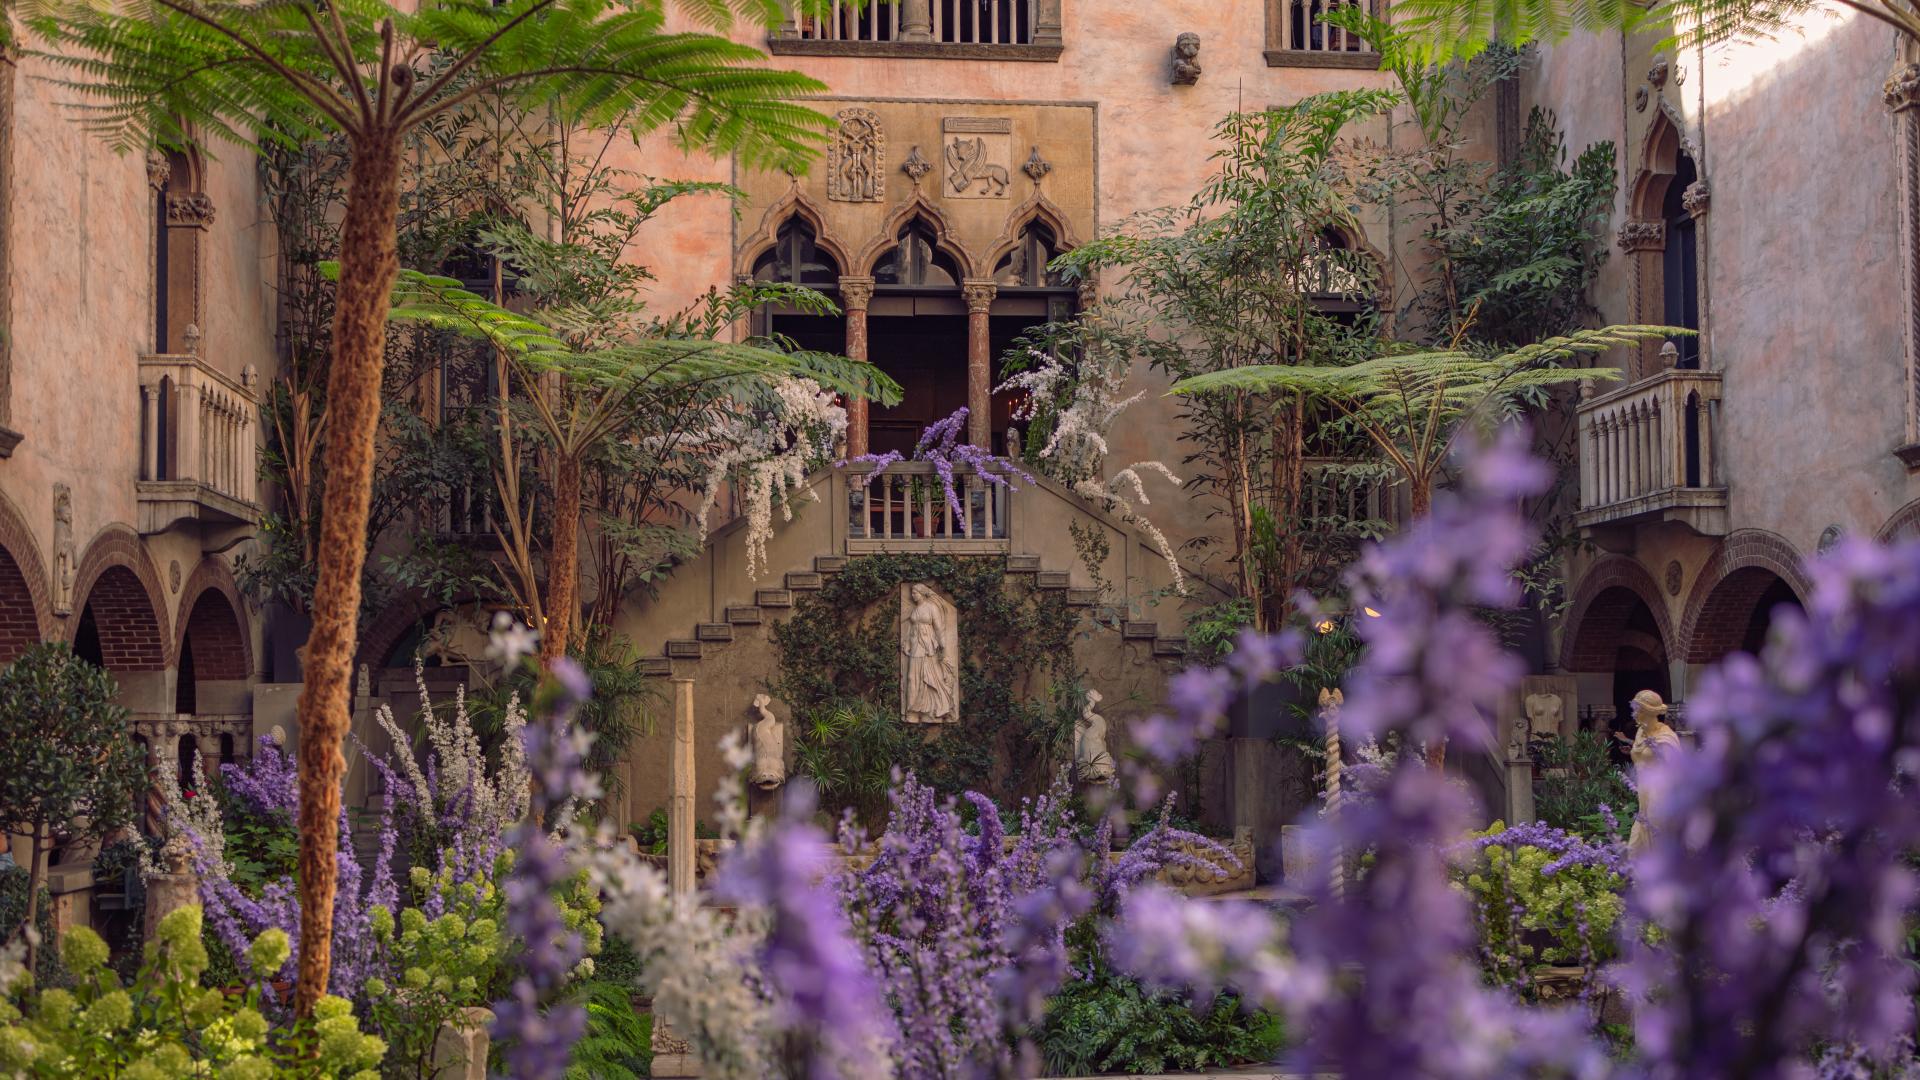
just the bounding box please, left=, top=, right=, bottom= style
left=999, top=347, right=1189, bottom=595
left=690, top=376, right=849, bottom=579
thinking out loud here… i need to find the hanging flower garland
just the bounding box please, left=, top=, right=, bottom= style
left=692, top=376, right=848, bottom=580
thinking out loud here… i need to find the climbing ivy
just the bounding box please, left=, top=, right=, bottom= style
left=771, top=555, right=1081, bottom=823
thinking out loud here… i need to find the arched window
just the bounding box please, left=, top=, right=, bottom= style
left=993, top=222, right=1064, bottom=288
left=872, top=220, right=961, bottom=288
left=753, top=218, right=841, bottom=286
left=1661, top=151, right=1701, bottom=368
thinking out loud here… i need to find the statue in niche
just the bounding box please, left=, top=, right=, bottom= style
left=900, top=583, right=959, bottom=724
left=52, top=484, right=74, bottom=616
left=1074, top=690, right=1115, bottom=784
left=1171, top=32, right=1202, bottom=85
left=827, top=108, right=885, bottom=202
left=1626, top=689, right=1682, bottom=856
left=749, top=693, right=785, bottom=790
left=1524, top=692, right=1565, bottom=746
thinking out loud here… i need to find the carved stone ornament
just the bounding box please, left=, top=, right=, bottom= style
left=901, top=145, right=933, bottom=184
left=165, top=191, right=216, bottom=227
left=1675, top=63, right=1687, bottom=85
left=1171, top=31, right=1201, bottom=86
left=900, top=583, right=959, bottom=725
left=826, top=108, right=885, bottom=203
left=838, top=276, right=875, bottom=311
left=146, top=149, right=172, bottom=191
left=169, top=559, right=182, bottom=595
left=241, top=363, right=259, bottom=391
left=1648, top=58, right=1669, bottom=89
left=1073, top=689, right=1115, bottom=784
left=1635, top=86, right=1650, bottom=113
left=1886, top=63, right=1920, bottom=112
left=182, top=323, right=203, bottom=356
left=52, top=484, right=75, bottom=616
left=748, top=693, right=786, bottom=790
left=1818, top=523, right=1845, bottom=553
left=1617, top=219, right=1665, bottom=252
left=1681, top=180, right=1711, bottom=218
left=962, top=280, right=997, bottom=313
left=944, top=117, right=1012, bottom=199
left=1664, top=560, right=1683, bottom=596
left=1022, top=146, right=1053, bottom=184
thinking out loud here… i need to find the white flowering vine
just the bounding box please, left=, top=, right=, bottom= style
left=690, top=376, right=848, bottom=580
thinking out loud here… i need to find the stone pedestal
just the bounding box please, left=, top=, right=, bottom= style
left=431, top=1007, right=493, bottom=1080
left=143, top=869, right=198, bottom=941
left=45, top=862, right=94, bottom=939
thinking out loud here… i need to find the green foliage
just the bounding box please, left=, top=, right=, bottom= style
left=564, top=981, right=653, bottom=1080
left=1183, top=597, right=1257, bottom=667
left=626, top=809, right=717, bottom=857
left=0, top=908, right=385, bottom=1078
left=770, top=555, right=1079, bottom=823
left=0, top=867, right=59, bottom=988
left=220, top=792, right=301, bottom=899
left=1532, top=731, right=1635, bottom=841
left=362, top=865, right=506, bottom=1079
left=1038, top=971, right=1286, bottom=1076
left=1462, top=823, right=1627, bottom=991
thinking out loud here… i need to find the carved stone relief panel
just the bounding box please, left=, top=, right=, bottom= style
left=943, top=117, right=1011, bottom=199
left=827, top=107, right=885, bottom=203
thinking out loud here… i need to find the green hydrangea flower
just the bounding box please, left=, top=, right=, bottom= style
left=0, top=1025, right=41, bottom=1069
left=247, top=928, right=291, bottom=976
left=60, top=927, right=110, bottom=976
left=34, top=988, right=77, bottom=1029
left=80, top=989, right=132, bottom=1036
left=219, top=1055, right=273, bottom=1080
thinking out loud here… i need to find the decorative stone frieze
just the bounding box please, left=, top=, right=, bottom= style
left=165, top=192, right=215, bottom=227
left=826, top=108, right=884, bottom=203
left=1617, top=219, right=1665, bottom=252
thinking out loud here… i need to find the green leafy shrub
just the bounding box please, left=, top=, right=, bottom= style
left=0, top=906, right=385, bottom=1078
left=564, top=980, right=653, bottom=1080
left=1461, top=823, right=1627, bottom=993
left=361, top=865, right=507, bottom=1078
left=1531, top=730, right=1634, bottom=841
left=1039, top=971, right=1285, bottom=1076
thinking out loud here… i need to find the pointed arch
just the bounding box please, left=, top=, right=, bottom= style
left=854, top=191, right=977, bottom=279
left=0, top=489, right=49, bottom=660
left=1623, top=101, right=1707, bottom=374
left=1628, top=104, right=1695, bottom=219
left=734, top=187, right=854, bottom=281
left=982, top=193, right=1081, bottom=275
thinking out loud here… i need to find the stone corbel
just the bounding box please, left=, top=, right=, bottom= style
left=165, top=192, right=216, bottom=228
left=1616, top=219, right=1665, bottom=253
left=1681, top=181, right=1710, bottom=218
left=1887, top=63, right=1920, bottom=112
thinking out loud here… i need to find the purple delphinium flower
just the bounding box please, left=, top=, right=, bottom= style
left=1618, top=536, right=1920, bottom=1078
left=220, top=736, right=299, bottom=817
left=842, top=406, right=1037, bottom=521
left=716, top=782, right=893, bottom=1079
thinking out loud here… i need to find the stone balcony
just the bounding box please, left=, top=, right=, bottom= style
left=137, top=355, right=262, bottom=535
left=768, top=0, right=1064, bottom=59
left=1574, top=368, right=1728, bottom=537
left=843, top=462, right=1011, bottom=555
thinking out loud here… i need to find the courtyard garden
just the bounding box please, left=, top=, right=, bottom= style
left=1, top=0, right=1917, bottom=1074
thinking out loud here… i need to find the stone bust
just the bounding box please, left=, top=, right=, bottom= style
left=1171, top=33, right=1202, bottom=86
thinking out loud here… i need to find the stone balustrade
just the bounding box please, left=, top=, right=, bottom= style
left=1574, top=369, right=1729, bottom=535
left=845, top=463, right=1012, bottom=553
left=137, top=355, right=262, bottom=533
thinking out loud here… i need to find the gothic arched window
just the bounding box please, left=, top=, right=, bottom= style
left=872, top=219, right=960, bottom=288
left=753, top=218, right=841, bottom=286
left=993, top=222, right=1064, bottom=287
left=1661, top=151, right=1701, bottom=369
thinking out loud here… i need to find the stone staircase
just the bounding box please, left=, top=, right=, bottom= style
left=634, top=552, right=1191, bottom=677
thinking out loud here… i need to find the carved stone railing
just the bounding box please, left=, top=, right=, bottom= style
left=773, top=0, right=1064, bottom=58
left=844, top=462, right=1012, bottom=554
left=1303, top=456, right=1407, bottom=531
left=133, top=713, right=254, bottom=774
left=1574, top=369, right=1728, bottom=535
left=137, top=355, right=261, bottom=533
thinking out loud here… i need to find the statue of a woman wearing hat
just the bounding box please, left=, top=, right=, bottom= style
left=1626, top=689, right=1682, bottom=856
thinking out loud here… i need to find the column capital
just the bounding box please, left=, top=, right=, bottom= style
left=1888, top=62, right=1920, bottom=112
left=961, top=279, right=998, bottom=313
left=838, top=276, right=875, bottom=310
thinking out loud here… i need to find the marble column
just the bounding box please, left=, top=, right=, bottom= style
left=668, top=677, right=696, bottom=896
left=840, top=276, right=875, bottom=458
left=961, top=280, right=997, bottom=449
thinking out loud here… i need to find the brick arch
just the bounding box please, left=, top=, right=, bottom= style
left=355, top=590, right=440, bottom=669
left=66, top=526, right=171, bottom=670
left=1559, top=556, right=1675, bottom=672
left=0, top=490, right=50, bottom=659
left=178, top=560, right=250, bottom=681
left=1677, top=530, right=1810, bottom=664
left=1877, top=498, right=1920, bottom=542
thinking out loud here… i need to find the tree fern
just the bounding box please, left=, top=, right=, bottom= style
left=565, top=980, right=654, bottom=1080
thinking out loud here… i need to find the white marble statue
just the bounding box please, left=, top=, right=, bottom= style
left=749, top=693, right=785, bottom=790
left=1626, top=689, right=1682, bottom=856
left=901, top=583, right=959, bottom=724
left=1524, top=692, right=1565, bottom=741
left=1074, top=689, right=1115, bottom=784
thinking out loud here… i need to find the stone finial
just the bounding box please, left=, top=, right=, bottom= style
left=182, top=323, right=203, bottom=355
left=241, top=363, right=259, bottom=391
left=1022, top=146, right=1052, bottom=183
left=146, top=149, right=172, bottom=191
left=1659, top=340, right=1680, bottom=367
left=1634, top=86, right=1649, bottom=113
left=1648, top=58, right=1669, bottom=89
left=901, top=145, right=933, bottom=184
left=1171, top=32, right=1202, bottom=85
left=1887, top=63, right=1920, bottom=112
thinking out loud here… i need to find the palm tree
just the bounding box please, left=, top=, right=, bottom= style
left=28, top=0, right=842, bottom=1015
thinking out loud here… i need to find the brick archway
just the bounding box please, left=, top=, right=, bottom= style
left=355, top=590, right=440, bottom=670
left=177, top=559, right=251, bottom=679
left=1559, top=557, right=1675, bottom=672
left=0, top=491, right=49, bottom=662
left=1677, top=530, right=1809, bottom=664
left=1878, top=498, right=1920, bottom=542
left=67, top=527, right=170, bottom=671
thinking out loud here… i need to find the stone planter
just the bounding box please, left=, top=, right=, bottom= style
left=431, top=1006, right=493, bottom=1080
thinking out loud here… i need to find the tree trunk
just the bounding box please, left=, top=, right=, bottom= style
left=1267, top=392, right=1305, bottom=629
left=23, top=825, right=44, bottom=975
left=1410, top=474, right=1432, bottom=519
left=540, top=452, right=583, bottom=667
left=292, top=131, right=403, bottom=1020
